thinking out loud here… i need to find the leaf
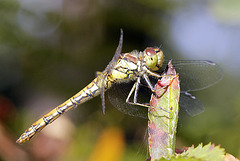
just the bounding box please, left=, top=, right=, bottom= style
left=179, top=143, right=225, bottom=161
left=157, top=157, right=201, bottom=161
left=152, top=143, right=240, bottom=161
left=148, top=60, right=180, bottom=160
left=223, top=153, right=240, bottom=161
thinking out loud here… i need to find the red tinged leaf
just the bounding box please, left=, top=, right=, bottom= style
left=148, top=60, right=180, bottom=160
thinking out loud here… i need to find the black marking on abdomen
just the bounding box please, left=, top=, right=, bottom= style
left=31, top=125, right=38, bottom=132
left=91, top=85, right=100, bottom=96
left=70, top=98, right=78, bottom=108
left=77, top=87, right=95, bottom=103
left=57, top=107, right=63, bottom=115
left=43, top=116, right=50, bottom=125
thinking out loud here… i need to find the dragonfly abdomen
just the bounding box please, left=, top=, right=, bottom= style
left=16, top=77, right=102, bottom=144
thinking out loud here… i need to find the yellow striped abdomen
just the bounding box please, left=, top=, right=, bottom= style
left=16, top=77, right=103, bottom=144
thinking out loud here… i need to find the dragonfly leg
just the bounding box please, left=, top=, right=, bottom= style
left=145, top=67, right=177, bottom=80
left=145, top=68, right=162, bottom=78
left=128, top=101, right=170, bottom=114
left=126, top=76, right=145, bottom=104
left=125, top=77, right=170, bottom=114
left=144, top=72, right=179, bottom=96
left=143, top=74, right=169, bottom=96
left=133, top=77, right=141, bottom=103
left=143, top=74, right=156, bottom=92
left=126, top=79, right=138, bottom=103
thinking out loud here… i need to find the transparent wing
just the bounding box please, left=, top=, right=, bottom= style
left=108, top=59, right=222, bottom=118
left=162, top=60, right=223, bottom=92
left=105, top=29, right=123, bottom=72
left=179, top=92, right=204, bottom=116
left=100, top=29, right=123, bottom=113
left=107, top=80, right=149, bottom=119
left=107, top=79, right=205, bottom=118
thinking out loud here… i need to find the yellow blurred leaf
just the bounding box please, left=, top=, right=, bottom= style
left=88, top=127, right=125, bottom=161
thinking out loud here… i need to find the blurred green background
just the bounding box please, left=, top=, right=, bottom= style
left=0, top=0, right=239, bottom=160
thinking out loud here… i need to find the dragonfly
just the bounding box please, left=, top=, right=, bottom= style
left=16, top=29, right=223, bottom=144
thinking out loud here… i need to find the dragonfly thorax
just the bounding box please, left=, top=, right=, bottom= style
left=108, top=47, right=165, bottom=84
left=109, top=55, right=139, bottom=83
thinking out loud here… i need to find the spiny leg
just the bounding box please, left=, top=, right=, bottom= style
left=126, top=77, right=150, bottom=105
left=145, top=68, right=162, bottom=78
left=126, top=78, right=138, bottom=104
left=128, top=99, right=170, bottom=114
left=133, top=77, right=141, bottom=103
left=125, top=75, right=157, bottom=104
left=143, top=74, right=155, bottom=92
left=143, top=73, right=168, bottom=96
left=143, top=72, right=179, bottom=94
left=126, top=76, right=170, bottom=113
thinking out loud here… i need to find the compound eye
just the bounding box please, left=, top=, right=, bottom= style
left=145, top=47, right=157, bottom=56
left=144, top=47, right=159, bottom=70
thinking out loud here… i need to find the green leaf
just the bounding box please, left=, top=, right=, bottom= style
left=157, top=157, right=201, bottom=161
left=148, top=60, right=180, bottom=160
left=179, top=143, right=225, bottom=161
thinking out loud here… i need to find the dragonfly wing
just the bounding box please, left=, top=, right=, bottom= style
left=108, top=76, right=206, bottom=117
left=108, top=80, right=205, bottom=117
left=108, top=59, right=218, bottom=117
left=162, top=60, right=223, bottom=92
left=107, top=80, right=149, bottom=119
left=105, top=29, right=123, bottom=72
left=100, top=29, right=123, bottom=114
left=179, top=92, right=204, bottom=116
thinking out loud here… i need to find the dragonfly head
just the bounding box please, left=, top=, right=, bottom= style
left=144, top=47, right=164, bottom=71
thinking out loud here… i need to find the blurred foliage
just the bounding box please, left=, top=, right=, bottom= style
left=210, top=0, right=240, bottom=25
left=0, top=0, right=239, bottom=160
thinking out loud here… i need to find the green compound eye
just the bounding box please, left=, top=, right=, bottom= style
left=145, top=55, right=158, bottom=69
left=144, top=47, right=161, bottom=71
